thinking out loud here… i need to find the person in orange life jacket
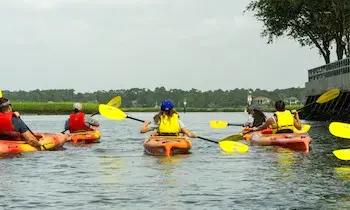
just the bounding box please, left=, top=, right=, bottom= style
left=244, top=104, right=267, bottom=128
left=0, top=97, right=44, bottom=150
left=251, top=100, right=302, bottom=133
left=64, top=103, right=100, bottom=133
left=140, top=100, right=198, bottom=138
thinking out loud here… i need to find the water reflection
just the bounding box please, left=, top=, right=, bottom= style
left=334, top=166, right=350, bottom=180
left=156, top=155, right=191, bottom=185
left=98, top=155, right=124, bottom=184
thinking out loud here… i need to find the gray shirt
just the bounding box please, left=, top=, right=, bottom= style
left=65, top=115, right=99, bottom=130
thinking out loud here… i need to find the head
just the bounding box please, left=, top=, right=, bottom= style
left=73, top=102, right=83, bottom=113
left=0, top=97, right=12, bottom=113
left=154, top=100, right=177, bottom=123
left=248, top=104, right=261, bottom=115
left=275, top=100, right=285, bottom=112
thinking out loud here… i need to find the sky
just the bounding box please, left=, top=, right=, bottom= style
left=0, top=0, right=335, bottom=93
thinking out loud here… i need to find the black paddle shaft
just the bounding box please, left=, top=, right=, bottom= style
left=127, top=116, right=145, bottom=123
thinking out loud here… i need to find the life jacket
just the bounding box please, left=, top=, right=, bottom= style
left=271, top=110, right=294, bottom=134
left=69, top=112, right=89, bottom=133
left=0, top=112, right=21, bottom=140
left=158, top=113, right=181, bottom=135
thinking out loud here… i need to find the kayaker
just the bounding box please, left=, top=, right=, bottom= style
left=64, top=103, right=100, bottom=133
left=140, top=99, right=198, bottom=138
left=0, top=97, right=44, bottom=150
left=244, top=104, right=266, bottom=127
left=251, top=100, right=302, bottom=133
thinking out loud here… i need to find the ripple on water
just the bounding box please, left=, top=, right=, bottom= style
left=0, top=114, right=349, bottom=210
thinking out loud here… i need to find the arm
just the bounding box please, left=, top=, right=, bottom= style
left=140, top=120, right=157, bottom=133
left=21, top=131, right=43, bottom=150
left=254, top=117, right=274, bottom=131
left=85, top=116, right=100, bottom=127
left=64, top=119, right=69, bottom=130
left=292, top=111, right=302, bottom=130
left=14, top=118, right=43, bottom=150
left=178, top=120, right=198, bottom=138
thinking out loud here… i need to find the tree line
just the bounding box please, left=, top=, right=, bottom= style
left=246, top=0, right=350, bottom=64
left=1, top=87, right=306, bottom=108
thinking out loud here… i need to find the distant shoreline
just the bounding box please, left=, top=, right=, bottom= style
left=10, top=102, right=303, bottom=115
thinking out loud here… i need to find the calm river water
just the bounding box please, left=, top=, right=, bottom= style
left=0, top=112, right=349, bottom=210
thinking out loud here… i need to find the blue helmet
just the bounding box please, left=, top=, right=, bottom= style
left=161, top=100, right=174, bottom=111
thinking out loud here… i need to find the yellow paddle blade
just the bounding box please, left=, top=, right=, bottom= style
left=99, top=104, right=127, bottom=120
left=333, top=149, right=350, bottom=161
left=329, top=122, right=350, bottom=139
left=218, top=140, right=249, bottom=153
left=316, top=88, right=340, bottom=104
left=301, top=124, right=311, bottom=133
left=0, top=88, right=2, bottom=98
left=210, top=120, right=228, bottom=129
left=107, top=96, right=122, bottom=107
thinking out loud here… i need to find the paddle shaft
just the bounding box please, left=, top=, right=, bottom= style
left=197, top=136, right=219, bottom=144
left=124, top=115, right=221, bottom=144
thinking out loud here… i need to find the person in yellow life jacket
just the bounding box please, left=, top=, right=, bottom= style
left=140, top=99, right=197, bottom=138
left=251, top=100, right=302, bottom=134
left=64, top=103, right=100, bottom=133
left=0, top=97, right=44, bottom=150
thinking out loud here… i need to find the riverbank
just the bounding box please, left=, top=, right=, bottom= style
left=10, top=102, right=304, bottom=115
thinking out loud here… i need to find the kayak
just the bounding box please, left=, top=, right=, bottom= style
left=143, top=135, right=192, bottom=156
left=0, top=133, right=66, bottom=154
left=241, top=128, right=311, bottom=152
left=66, top=129, right=101, bottom=143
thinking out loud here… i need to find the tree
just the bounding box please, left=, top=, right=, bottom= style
left=245, top=0, right=349, bottom=63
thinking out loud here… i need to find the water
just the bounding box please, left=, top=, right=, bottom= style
left=0, top=112, right=349, bottom=210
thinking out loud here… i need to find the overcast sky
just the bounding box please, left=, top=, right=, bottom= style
left=0, top=0, right=334, bottom=93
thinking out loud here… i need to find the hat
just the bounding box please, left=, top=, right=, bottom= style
left=248, top=104, right=261, bottom=111
left=73, top=103, right=83, bottom=111
left=0, top=97, right=11, bottom=107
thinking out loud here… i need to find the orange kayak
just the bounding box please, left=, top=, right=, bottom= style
left=143, top=135, right=192, bottom=156
left=0, top=133, right=66, bottom=154
left=66, top=129, right=101, bottom=143
left=242, top=129, right=311, bottom=152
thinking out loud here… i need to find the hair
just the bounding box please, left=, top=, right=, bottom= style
left=153, top=109, right=178, bottom=124
left=275, top=100, right=285, bottom=112
left=253, top=109, right=267, bottom=121
left=0, top=98, right=11, bottom=112
left=73, top=109, right=80, bottom=113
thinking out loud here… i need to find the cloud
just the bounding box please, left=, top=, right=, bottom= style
left=0, top=0, right=325, bottom=92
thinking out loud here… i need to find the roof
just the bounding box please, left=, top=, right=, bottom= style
left=284, top=97, right=299, bottom=100
left=253, top=96, right=270, bottom=100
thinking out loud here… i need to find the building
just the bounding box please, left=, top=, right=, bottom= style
left=284, top=97, right=301, bottom=105
left=302, top=57, right=350, bottom=121
left=253, top=96, right=271, bottom=105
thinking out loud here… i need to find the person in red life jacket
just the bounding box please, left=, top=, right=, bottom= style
left=0, top=97, right=44, bottom=150
left=65, top=103, right=100, bottom=133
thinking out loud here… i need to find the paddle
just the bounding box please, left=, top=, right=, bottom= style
left=91, top=96, right=122, bottom=117
left=297, top=88, right=340, bottom=111
left=210, top=120, right=243, bottom=128
left=329, top=122, right=350, bottom=139
left=98, top=104, right=249, bottom=153
left=329, top=122, right=350, bottom=160
left=61, top=96, right=122, bottom=134
left=333, top=149, right=350, bottom=161
left=210, top=119, right=310, bottom=132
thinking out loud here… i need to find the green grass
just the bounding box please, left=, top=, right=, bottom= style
left=10, top=102, right=304, bottom=115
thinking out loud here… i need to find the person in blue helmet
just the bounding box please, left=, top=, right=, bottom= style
left=140, top=99, right=197, bottom=138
